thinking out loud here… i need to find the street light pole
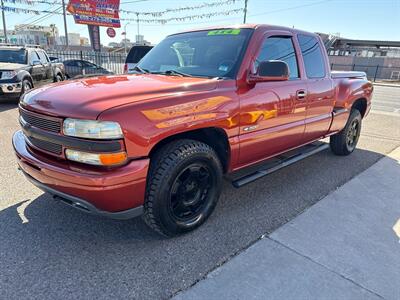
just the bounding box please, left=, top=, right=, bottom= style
left=124, top=22, right=130, bottom=56
left=1, top=0, right=8, bottom=43
left=136, top=12, right=139, bottom=43
left=61, top=0, right=69, bottom=47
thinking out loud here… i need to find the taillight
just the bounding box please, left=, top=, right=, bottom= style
left=123, top=63, right=128, bottom=73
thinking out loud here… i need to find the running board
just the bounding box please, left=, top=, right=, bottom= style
left=231, top=143, right=329, bottom=188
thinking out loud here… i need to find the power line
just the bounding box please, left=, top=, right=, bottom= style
left=249, top=0, right=334, bottom=18
left=16, top=6, right=62, bottom=30
left=137, top=0, right=335, bottom=26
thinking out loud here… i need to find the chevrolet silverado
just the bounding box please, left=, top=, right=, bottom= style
left=13, top=25, right=373, bottom=236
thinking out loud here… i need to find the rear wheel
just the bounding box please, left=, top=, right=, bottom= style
left=330, top=109, right=362, bottom=156
left=143, top=139, right=223, bottom=237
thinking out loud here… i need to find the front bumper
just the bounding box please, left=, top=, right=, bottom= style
left=13, top=130, right=150, bottom=219
left=0, top=82, right=22, bottom=94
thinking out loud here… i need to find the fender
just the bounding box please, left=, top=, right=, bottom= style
left=97, top=82, right=240, bottom=160
left=328, top=78, right=373, bottom=134
left=334, top=77, right=373, bottom=110
left=16, top=69, right=33, bottom=85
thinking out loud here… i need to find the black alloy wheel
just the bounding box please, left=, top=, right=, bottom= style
left=143, top=139, right=223, bottom=236
left=169, top=163, right=214, bottom=224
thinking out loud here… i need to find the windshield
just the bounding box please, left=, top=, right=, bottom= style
left=137, top=28, right=253, bottom=78
left=0, top=49, right=27, bottom=64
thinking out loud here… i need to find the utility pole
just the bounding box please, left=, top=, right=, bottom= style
left=1, top=0, right=7, bottom=43
left=136, top=12, right=139, bottom=44
left=243, top=0, right=248, bottom=24
left=61, top=0, right=68, bottom=47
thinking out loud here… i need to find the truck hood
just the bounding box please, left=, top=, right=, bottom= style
left=0, top=62, right=27, bottom=70
left=21, top=74, right=218, bottom=119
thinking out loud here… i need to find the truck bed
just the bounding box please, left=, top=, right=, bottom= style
left=331, top=71, right=367, bottom=79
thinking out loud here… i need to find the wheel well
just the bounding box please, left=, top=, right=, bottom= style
left=22, top=76, right=33, bottom=87
left=149, top=128, right=230, bottom=173
left=352, top=98, right=367, bottom=118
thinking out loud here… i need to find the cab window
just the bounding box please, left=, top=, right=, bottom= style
left=255, top=36, right=299, bottom=79
left=29, top=51, right=40, bottom=64
left=297, top=34, right=326, bottom=78
left=36, top=51, right=49, bottom=64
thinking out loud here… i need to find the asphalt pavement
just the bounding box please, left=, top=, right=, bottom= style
left=0, top=85, right=399, bottom=299
left=175, top=147, right=400, bottom=300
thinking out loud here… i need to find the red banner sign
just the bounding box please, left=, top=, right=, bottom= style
left=67, top=0, right=121, bottom=28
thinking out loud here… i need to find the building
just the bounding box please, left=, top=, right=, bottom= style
left=59, top=33, right=82, bottom=46
left=0, top=24, right=59, bottom=47
left=108, top=36, right=151, bottom=50
left=318, top=33, right=400, bottom=81
left=319, top=33, right=400, bottom=58
left=80, top=37, right=89, bottom=46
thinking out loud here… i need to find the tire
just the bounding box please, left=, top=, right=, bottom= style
left=143, top=139, right=223, bottom=237
left=330, top=109, right=362, bottom=156
left=20, top=79, right=32, bottom=98
left=55, top=74, right=63, bottom=82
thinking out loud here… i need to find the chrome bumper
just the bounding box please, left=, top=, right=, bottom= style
left=0, top=82, right=22, bottom=94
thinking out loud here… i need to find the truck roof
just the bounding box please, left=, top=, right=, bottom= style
left=171, top=24, right=319, bottom=38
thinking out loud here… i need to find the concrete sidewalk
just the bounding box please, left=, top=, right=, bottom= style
left=174, top=147, right=400, bottom=300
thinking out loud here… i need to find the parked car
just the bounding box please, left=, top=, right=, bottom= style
left=13, top=25, right=373, bottom=237
left=0, top=45, right=65, bottom=101
left=63, top=59, right=113, bottom=79
left=124, top=45, right=153, bottom=73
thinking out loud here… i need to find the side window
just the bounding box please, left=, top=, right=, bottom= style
left=255, top=36, right=299, bottom=79
left=36, top=51, right=48, bottom=64
left=29, top=51, right=40, bottom=64
left=298, top=34, right=326, bottom=78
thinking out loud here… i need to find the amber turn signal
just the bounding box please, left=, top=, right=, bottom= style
left=99, top=152, right=127, bottom=166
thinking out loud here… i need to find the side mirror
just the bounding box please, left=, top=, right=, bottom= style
left=32, top=60, right=41, bottom=66
left=248, top=60, right=289, bottom=83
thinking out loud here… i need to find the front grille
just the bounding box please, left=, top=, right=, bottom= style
left=27, top=136, right=62, bottom=155
left=20, top=109, right=61, bottom=133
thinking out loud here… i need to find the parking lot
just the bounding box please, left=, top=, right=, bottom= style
left=0, top=85, right=399, bottom=299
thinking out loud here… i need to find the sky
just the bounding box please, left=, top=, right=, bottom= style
left=3, top=0, right=400, bottom=46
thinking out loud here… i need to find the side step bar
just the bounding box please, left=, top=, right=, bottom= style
left=231, top=143, right=329, bottom=188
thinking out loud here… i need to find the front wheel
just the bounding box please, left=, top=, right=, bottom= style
left=143, top=139, right=223, bottom=237
left=330, top=109, right=362, bottom=156
left=55, top=74, right=63, bottom=82
left=20, top=79, right=32, bottom=98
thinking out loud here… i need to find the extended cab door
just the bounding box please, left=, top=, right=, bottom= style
left=29, top=50, right=44, bottom=84
left=238, top=32, right=308, bottom=167
left=36, top=50, right=53, bottom=84
left=297, top=34, right=335, bottom=141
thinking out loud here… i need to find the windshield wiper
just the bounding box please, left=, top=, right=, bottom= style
left=132, top=65, right=150, bottom=74
left=161, top=69, right=193, bottom=77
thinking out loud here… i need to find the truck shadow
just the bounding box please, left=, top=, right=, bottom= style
left=0, top=146, right=397, bottom=298
left=0, top=101, right=18, bottom=112
left=0, top=147, right=392, bottom=243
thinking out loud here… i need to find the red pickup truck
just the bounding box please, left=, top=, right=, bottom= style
left=13, top=24, right=373, bottom=236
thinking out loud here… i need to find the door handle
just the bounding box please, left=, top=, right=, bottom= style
left=296, top=90, right=307, bottom=100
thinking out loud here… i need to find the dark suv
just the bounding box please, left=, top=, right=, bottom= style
left=0, top=45, right=65, bottom=101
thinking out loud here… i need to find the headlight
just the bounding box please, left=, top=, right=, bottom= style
left=63, top=118, right=123, bottom=139
left=1, top=71, right=17, bottom=79
left=65, top=149, right=127, bottom=166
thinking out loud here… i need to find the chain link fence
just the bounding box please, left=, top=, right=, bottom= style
left=331, top=63, right=400, bottom=82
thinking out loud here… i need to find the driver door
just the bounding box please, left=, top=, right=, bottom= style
left=238, top=32, right=308, bottom=167
left=29, top=51, right=44, bottom=84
